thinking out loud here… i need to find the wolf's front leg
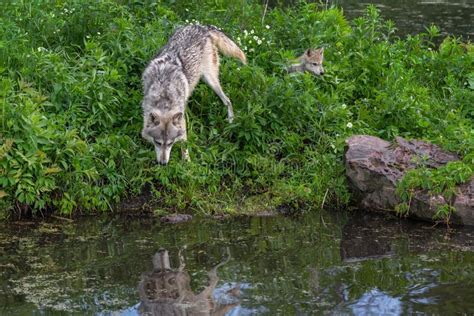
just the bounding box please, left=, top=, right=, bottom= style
left=181, top=129, right=190, bottom=162
left=181, top=147, right=190, bottom=162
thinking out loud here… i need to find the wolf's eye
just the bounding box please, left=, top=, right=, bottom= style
left=311, top=62, right=320, bottom=66
left=154, top=140, right=162, bottom=146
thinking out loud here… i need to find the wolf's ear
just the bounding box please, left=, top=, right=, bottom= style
left=149, top=112, right=160, bottom=125
left=318, top=47, right=324, bottom=57
left=172, top=112, right=183, bottom=125
left=305, top=49, right=313, bottom=57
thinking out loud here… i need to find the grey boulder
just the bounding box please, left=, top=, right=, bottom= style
left=345, top=135, right=474, bottom=225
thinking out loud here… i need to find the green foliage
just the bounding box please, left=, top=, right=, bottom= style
left=0, top=1, right=472, bottom=217
left=396, top=160, right=473, bottom=222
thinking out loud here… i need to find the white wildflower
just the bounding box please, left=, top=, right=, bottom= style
left=341, top=104, right=347, bottom=109
left=257, top=39, right=262, bottom=45
left=253, top=35, right=258, bottom=40
left=249, top=48, right=255, bottom=52
left=346, top=122, right=353, bottom=128
left=265, top=25, right=270, bottom=29
left=250, top=29, right=254, bottom=34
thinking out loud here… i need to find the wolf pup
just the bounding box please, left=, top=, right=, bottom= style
left=288, top=48, right=324, bottom=76
left=141, top=25, right=247, bottom=165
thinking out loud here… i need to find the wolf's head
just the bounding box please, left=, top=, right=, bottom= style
left=301, top=48, right=324, bottom=76
left=141, top=111, right=185, bottom=165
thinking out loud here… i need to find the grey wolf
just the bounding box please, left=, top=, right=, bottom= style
left=287, top=48, right=325, bottom=76
left=141, top=25, right=247, bottom=165
left=138, top=248, right=239, bottom=315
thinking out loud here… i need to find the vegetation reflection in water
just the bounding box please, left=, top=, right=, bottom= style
left=1, top=211, right=474, bottom=315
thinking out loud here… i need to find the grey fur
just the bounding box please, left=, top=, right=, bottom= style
left=138, top=248, right=239, bottom=315
left=288, top=48, right=325, bottom=76
left=141, top=25, right=246, bottom=165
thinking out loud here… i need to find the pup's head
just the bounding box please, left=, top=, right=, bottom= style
left=141, top=111, right=185, bottom=165
left=301, top=47, right=325, bottom=76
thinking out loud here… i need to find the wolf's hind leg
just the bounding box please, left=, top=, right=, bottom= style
left=202, top=51, right=234, bottom=123
left=203, top=73, right=234, bottom=123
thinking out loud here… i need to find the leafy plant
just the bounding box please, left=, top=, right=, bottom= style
left=0, top=1, right=472, bottom=218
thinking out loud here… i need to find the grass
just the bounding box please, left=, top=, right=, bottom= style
left=1, top=1, right=473, bottom=219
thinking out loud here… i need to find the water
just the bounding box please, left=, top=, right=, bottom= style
left=276, top=0, right=474, bottom=40
left=1, top=211, right=474, bottom=314
left=2, top=2, right=473, bottom=314
left=333, top=0, right=474, bottom=40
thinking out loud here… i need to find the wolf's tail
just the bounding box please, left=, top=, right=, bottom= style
left=208, top=27, right=247, bottom=65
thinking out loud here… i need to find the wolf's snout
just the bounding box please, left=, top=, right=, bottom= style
left=158, top=154, right=170, bottom=165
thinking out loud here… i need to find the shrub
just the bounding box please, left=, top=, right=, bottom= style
left=1, top=1, right=472, bottom=218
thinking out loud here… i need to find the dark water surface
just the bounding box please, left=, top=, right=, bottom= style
left=1, top=3, right=473, bottom=314
left=334, top=0, right=474, bottom=40
left=1, top=211, right=474, bottom=315
left=277, top=0, right=474, bottom=40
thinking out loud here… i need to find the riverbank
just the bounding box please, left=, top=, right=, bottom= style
left=1, top=1, right=473, bottom=219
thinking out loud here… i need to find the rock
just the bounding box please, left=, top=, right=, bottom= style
left=345, top=135, right=474, bottom=225
left=160, top=214, right=193, bottom=224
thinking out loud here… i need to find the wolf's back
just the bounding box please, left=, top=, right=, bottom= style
left=208, top=27, right=247, bottom=65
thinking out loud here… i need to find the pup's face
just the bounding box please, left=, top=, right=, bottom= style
left=303, top=48, right=325, bottom=76
left=142, top=111, right=185, bottom=165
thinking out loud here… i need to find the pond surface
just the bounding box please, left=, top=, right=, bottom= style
left=334, top=0, right=474, bottom=40
left=1, top=211, right=474, bottom=315
left=278, top=0, right=474, bottom=40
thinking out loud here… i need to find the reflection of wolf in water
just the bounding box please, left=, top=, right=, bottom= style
left=138, top=248, right=239, bottom=315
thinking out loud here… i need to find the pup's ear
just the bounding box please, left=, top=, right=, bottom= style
left=317, top=47, right=324, bottom=58
left=305, top=49, right=313, bottom=57
left=149, top=112, right=160, bottom=125
left=172, top=112, right=183, bottom=125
